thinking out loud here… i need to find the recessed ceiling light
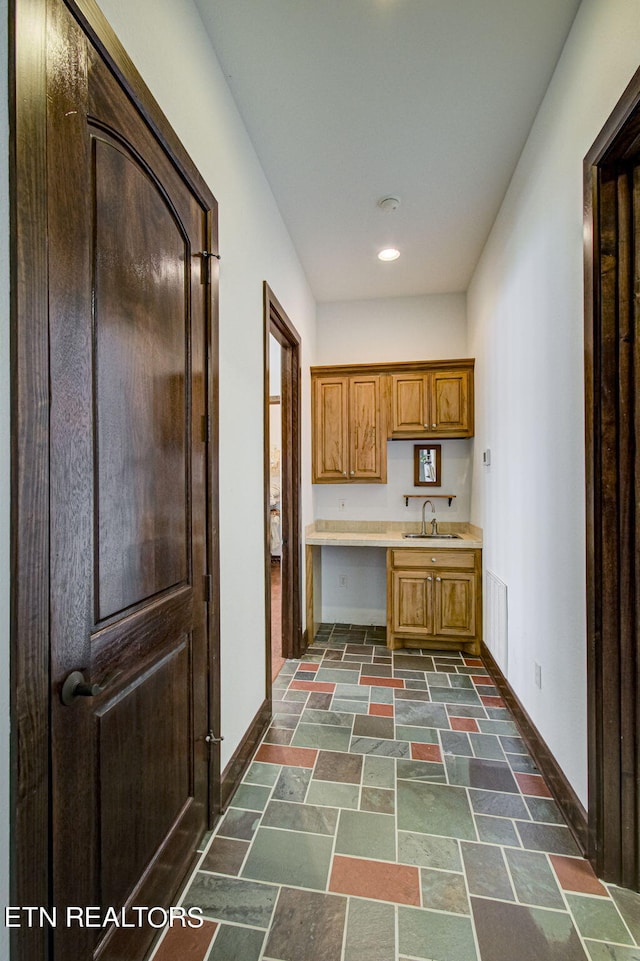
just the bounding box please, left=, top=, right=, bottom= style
left=378, top=247, right=400, bottom=262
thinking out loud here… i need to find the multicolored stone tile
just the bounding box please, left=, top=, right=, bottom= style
left=313, top=748, right=362, bottom=783
left=306, top=779, right=360, bottom=809
left=207, top=923, right=264, bottom=961
left=154, top=627, right=640, bottom=961
left=420, top=866, right=470, bottom=914
left=565, top=893, right=635, bottom=944
left=474, top=813, right=521, bottom=846
left=343, top=897, right=395, bottom=961
left=264, top=887, right=347, bottom=961
left=200, top=836, right=249, bottom=877
left=399, top=905, right=478, bottom=961
left=608, top=885, right=640, bottom=943
left=241, top=826, right=334, bottom=889
left=182, top=874, right=278, bottom=928
left=451, top=716, right=480, bottom=732
left=254, top=743, right=317, bottom=767
left=461, top=841, right=515, bottom=900
left=505, top=848, right=565, bottom=909
left=398, top=780, right=476, bottom=840
left=515, top=820, right=581, bottom=856
left=471, top=896, right=589, bottom=961
left=271, top=765, right=312, bottom=803
left=330, top=854, right=420, bottom=905
left=360, top=785, right=395, bottom=814
left=335, top=809, right=396, bottom=860
left=398, top=830, right=462, bottom=872
left=152, top=919, right=218, bottom=961
left=551, top=855, right=609, bottom=897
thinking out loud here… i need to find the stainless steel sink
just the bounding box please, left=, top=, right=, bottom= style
left=402, top=533, right=461, bottom=539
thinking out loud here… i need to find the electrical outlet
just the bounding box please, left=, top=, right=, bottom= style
left=534, top=662, right=542, bottom=689
left=338, top=499, right=346, bottom=512
left=338, top=573, right=348, bottom=589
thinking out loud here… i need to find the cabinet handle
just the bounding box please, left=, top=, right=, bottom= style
left=350, top=471, right=355, bottom=476
left=431, top=557, right=437, bottom=562
left=423, top=423, right=429, bottom=428
left=343, top=471, right=347, bottom=476
left=436, top=576, right=442, bottom=582
left=432, top=423, right=437, bottom=428
left=427, top=576, right=433, bottom=582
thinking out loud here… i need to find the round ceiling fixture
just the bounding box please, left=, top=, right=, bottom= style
left=377, top=196, right=401, bottom=212
left=378, top=247, right=400, bottom=262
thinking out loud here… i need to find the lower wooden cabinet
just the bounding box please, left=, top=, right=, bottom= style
left=386, top=548, right=482, bottom=654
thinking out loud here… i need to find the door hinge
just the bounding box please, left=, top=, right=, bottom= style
left=201, top=413, right=210, bottom=443
left=200, top=249, right=220, bottom=284
left=202, top=573, right=212, bottom=603
left=205, top=730, right=224, bottom=744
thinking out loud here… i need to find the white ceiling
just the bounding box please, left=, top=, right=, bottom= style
left=194, top=0, right=581, bottom=302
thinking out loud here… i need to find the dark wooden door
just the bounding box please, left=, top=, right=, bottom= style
left=585, top=66, right=640, bottom=891
left=46, top=2, right=218, bottom=957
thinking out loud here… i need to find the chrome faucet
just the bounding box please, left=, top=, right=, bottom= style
left=421, top=499, right=437, bottom=535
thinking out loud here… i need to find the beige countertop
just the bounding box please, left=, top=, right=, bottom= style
left=305, top=520, right=482, bottom=550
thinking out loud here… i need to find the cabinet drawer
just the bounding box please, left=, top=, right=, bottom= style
left=391, top=549, right=477, bottom=570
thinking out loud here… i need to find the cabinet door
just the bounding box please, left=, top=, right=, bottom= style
left=430, top=370, right=471, bottom=435
left=349, top=375, right=385, bottom=480
left=392, top=570, right=433, bottom=636
left=313, top=376, right=349, bottom=482
left=391, top=373, right=429, bottom=433
left=433, top=571, right=476, bottom=638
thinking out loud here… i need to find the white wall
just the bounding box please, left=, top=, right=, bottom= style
left=316, top=294, right=467, bottom=367
left=467, top=0, right=640, bottom=807
left=77, top=0, right=318, bottom=764
left=0, top=0, right=10, bottom=952
left=315, top=295, right=470, bottom=622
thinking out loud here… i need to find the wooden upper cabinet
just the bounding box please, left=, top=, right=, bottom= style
left=391, top=366, right=473, bottom=438
left=349, top=375, right=384, bottom=480
left=313, top=376, right=349, bottom=481
left=312, top=373, right=385, bottom=483
left=391, top=373, right=429, bottom=433
left=431, top=371, right=471, bottom=435
left=311, top=359, right=474, bottom=484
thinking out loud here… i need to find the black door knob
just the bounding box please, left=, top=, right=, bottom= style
left=61, top=669, right=121, bottom=706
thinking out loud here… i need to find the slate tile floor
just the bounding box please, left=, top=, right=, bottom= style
left=150, top=624, right=640, bottom=961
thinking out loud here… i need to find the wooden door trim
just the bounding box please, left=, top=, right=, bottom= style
left=10, top=1, right=220, bottom=957
left=10, top=1, right=51, bottom=957
left=263, top=283, right=302, bottom=695
left=584, top=64, right=640, bottom=889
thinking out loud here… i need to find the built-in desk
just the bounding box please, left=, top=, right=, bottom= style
left=305, top=521, right=483, bottom=653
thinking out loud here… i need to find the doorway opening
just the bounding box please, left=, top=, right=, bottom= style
left=268, top=339, right=284, bottom=679
left=584, top=65, right=640, bottom=891
left=263, top=284, right=302, bottom=690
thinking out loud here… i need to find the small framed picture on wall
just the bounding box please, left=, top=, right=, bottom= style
left=414, top=444, right=441, bottom=487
